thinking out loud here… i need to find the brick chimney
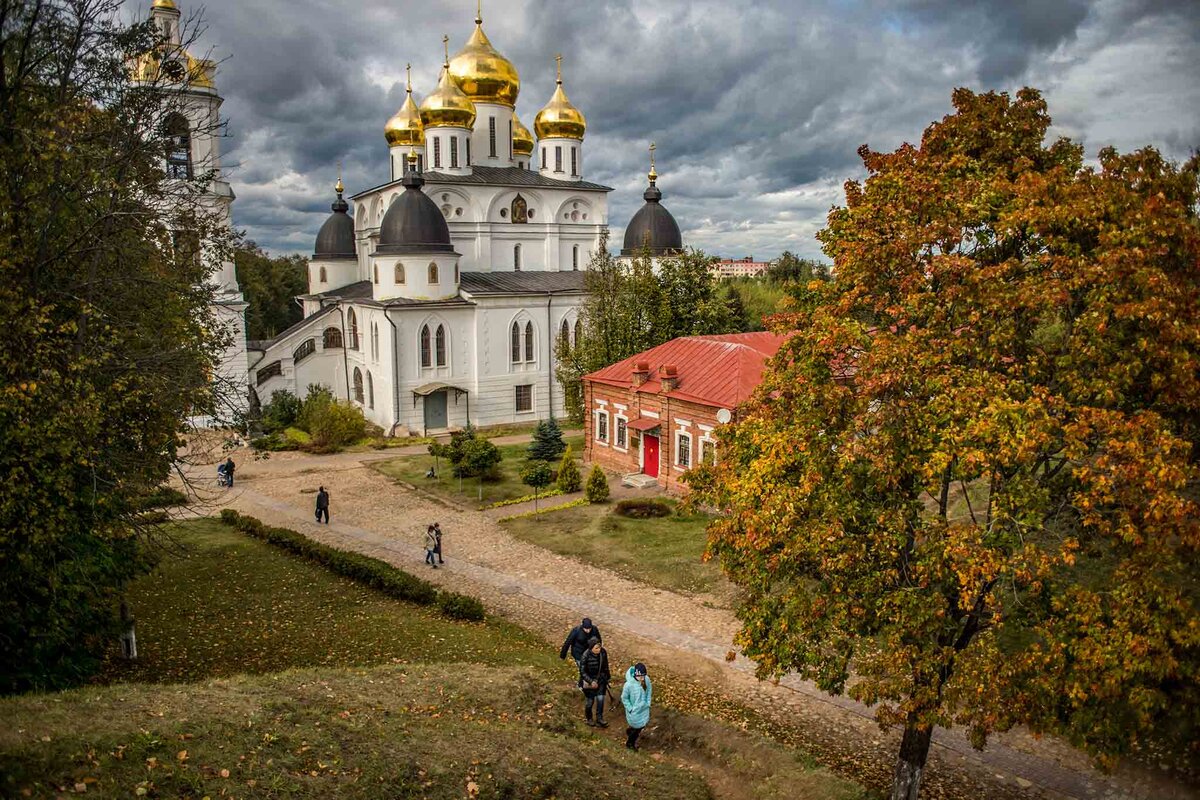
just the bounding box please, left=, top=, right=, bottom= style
left=659, top=364, right=679, bottom=392
left=632, top=361, right=651, bottom=387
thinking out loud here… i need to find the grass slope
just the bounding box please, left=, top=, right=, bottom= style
left=372, top=435, right=585, bottom=507
left=1, top=520, right=865, bottom=800
left=500, top=501, right=735, bottom=603
left=1, top=664, right=713, bottom=799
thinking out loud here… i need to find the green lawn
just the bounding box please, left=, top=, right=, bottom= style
left=100, top=519, right=559, bottom=685
left=0, top=518, right=865, bottom=800
left=371, top=435, right=585, bottom=507
left=500, top=501, right=736, bottom=604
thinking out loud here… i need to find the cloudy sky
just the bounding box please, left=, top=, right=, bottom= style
left=155, top=0, right=1198, bottom=261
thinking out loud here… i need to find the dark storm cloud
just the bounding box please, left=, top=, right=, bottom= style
left=153, top=0, right=1199, bottom=261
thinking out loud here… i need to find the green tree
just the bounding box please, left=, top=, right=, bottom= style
left=692, top=88, right=1200, bottom=800
left=458, top=438, right=503, bottom=500
left=520, top=460, right=554, bottom=510
left=234, top=242, right=307, bottom=340
left=585, top=466, right=610, bottom=503
left=722, top=284, right=751, bottom=333
left=556, top=445, right=582, bottom=493
left=0, top=0, right=238, bottom=691
left=767, top=251, right=830, bottom=284
left=528, top=418, right=566, bottom=461
left=558, top=238, right=736, bottom=420
left=260, top=390, right=301, bottom=433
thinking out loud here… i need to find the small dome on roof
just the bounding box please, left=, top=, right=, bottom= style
left=376, top=159, right=457, bottom=255
left=621, top=169, right=682, bottom=256
left=314, top=179, right=356, bottom=260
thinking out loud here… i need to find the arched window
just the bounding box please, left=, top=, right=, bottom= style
left=319, top=266, right=328, bottom=283
left=572, top=245, right=579, bottom=270
left=371, top=322, right=379, bottom=359
left=294, top=338, right=316, bottom=363
left=352, top=367, right=364, bottom=403
left=574, top=319, right=582, bottom=346
left=559, top=319, right=570, bottom=352
left=435, top=324, right=447, bottom=367
left=420, top=324, right=432, bottom=368
left=514, top=244, right=521, bottom=271
left=347, top=308, right=359, bottom=350
left=373, top=264, right=379, bottom=284
left=323, top=327, right=343, bottom=348
left=256, top=360, right=282, bottom=386
left=367, top=371, right=374, bottom=409
left=163, top=113, right=192, bottom=179
left=510, top=321, right=521, bottom=363
left=511, top=195, right=528, bottom=224
left=394, top=263, right=405, bottom=284
left=524, top=320, right=534, bottom=362
left=454, top=262, right=459, bottom=283
left=428, top=262, right=439, bottom=284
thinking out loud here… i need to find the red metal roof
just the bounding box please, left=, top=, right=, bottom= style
left=584, top=332, right=788, bottom=409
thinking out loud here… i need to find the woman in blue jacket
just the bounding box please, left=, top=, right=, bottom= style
left=620, top=662, right=652, bottom=749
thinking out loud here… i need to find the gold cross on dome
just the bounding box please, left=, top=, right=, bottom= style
left=649, top=142, right=656, bottom=168
left=476, top=0, right=483, bottom=24
left=555, top=53, right=563, bottom=83
left=335, top=159, right=344, bottom=194
left=406, top=62, right=412, bottom=91
left=443, top=34, right=450, bottom=65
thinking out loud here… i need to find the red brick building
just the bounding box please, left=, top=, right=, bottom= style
left=582, top=332, right=787, bottom=493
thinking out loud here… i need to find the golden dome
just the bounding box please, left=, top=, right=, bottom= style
left=152, top=0, right=178, bottom=8
left=534, top=55, right=586, bottom=140
left=512, top=112, right=534, bottom=156
left=131, top=49, right=214, bottom=89
left=385, top=64, right=425, bottom=147
left=420, top=38, right=477, bottom=130
left=448, top=9, right=519, bottom=108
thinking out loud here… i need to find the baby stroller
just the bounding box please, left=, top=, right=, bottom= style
left=216, top=463, right=230, bottom=487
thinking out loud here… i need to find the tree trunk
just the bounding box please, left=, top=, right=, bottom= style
left=891, top=720, right=933, bottom=800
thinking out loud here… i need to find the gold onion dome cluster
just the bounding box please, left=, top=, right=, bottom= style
left=448, top=13, right=520, bottom=107
left=534, top=62, right=586, bottom=140
left=512, top=112, right=534, bottom=156
left=385, top=68, right=424, bottom=146
left=419, top=54, right=477, bottom=130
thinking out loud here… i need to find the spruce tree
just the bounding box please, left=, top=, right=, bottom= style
left=528, top=418, right=566, bottom=461
left=585, top=466, right=610, bottom=503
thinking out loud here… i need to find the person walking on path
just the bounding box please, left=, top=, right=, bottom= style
left=423, top=525, right=439, bottom=568
left=621, top=662, right=652, bottom=750
left=578, top=637, right=611, bottom=727
left=224, top=457, right=236, bottom=488
left=559, top=618, right=601, bottom=666
left=433, top=521, right=444, bottom=564
left=315, top=486, right=330, bottom=524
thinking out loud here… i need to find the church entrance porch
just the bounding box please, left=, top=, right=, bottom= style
left=412, top=382, right=470, bottom=437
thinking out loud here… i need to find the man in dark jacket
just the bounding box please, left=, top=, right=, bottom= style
left=559, top=618, right=601, bottom=665
left=224, top=457, right=235, bottom=487
left=578, top=637, right=611, bottom=727
left=315, top=486, right=330, bottom=523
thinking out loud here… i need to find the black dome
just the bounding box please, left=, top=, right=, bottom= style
left=620, top=181, right=682, bottom=256
left=313, top=191, right=356, bottom=260
left=376, top=169, right=456, bottom=255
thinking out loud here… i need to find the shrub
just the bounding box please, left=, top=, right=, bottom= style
left=615, top=498, right=672, bottom=518
left=556, top=445, right=582, bottom=493
left=306, top=401, right=368, bottom=453
left=250, top=433, right=299, bottom=451
left=137, top=485, right=187, bottom=510
left=585, top=465, right=610, bottom=503
left=261, top=390, right=302, bottom=433
left=219, top=509, right=240, bottom=525
left=436, top=591, right=486, bottom=621
left=528, top=418, right=566, bottom=461
left=296, top=384, right=336, bottom=433
left=454, top=437, right=503, bottom=480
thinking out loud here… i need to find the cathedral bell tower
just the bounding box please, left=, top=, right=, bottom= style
left=137, top=0, right=250, bottom=419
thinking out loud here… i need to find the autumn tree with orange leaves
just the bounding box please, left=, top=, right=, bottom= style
left=689, top=88, right=1200, bottom=800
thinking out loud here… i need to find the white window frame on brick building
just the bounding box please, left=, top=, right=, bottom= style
left=614, top=410, right=628, bottom=450
left=595, top=407, right=610, bottom=446
left=675, top=430, right=692, bottom=470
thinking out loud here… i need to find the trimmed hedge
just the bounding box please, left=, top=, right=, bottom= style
left=218, top=510, right=484, bottom=621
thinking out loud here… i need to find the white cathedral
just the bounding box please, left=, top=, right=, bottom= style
left=145, top=0, right=684, bottom=435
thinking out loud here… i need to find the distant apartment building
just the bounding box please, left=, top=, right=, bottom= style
left=711, top=256, right=771, bottom=279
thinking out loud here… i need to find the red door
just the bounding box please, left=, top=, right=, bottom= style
left=643, top=434, right=659, bottom=478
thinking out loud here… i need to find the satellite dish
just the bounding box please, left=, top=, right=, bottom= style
left=716, top=408, right=732, bottom=424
